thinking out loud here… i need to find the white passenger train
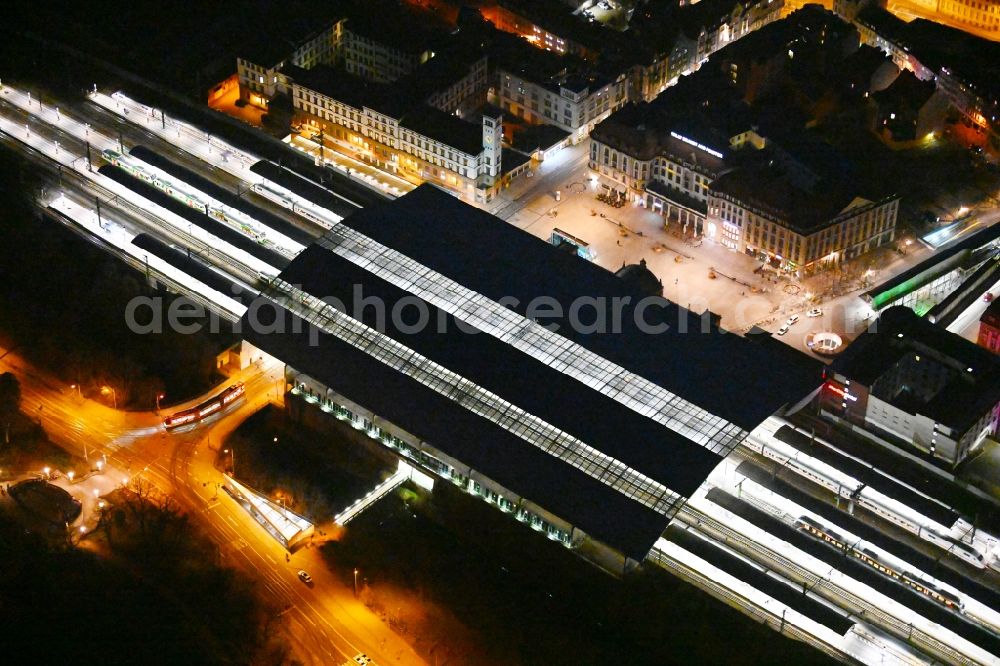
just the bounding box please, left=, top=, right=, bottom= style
left=251, top=180, right=337, bottom=230
left=102, top=149, right=268, bottom=243
left=795, top=516, right=965, bottom=612
left=744, top=425, right=988, bottom=569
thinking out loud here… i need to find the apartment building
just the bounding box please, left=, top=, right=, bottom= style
left=590, top=109, right=732, bottom=235
left=494, top=66, right=628, bottom=142
left=680, top=0, right=786, bottom=66
left=291, top=66, right=502, bottom=204
left=237, top=21, right=337, bottom=107
left=236, top=2, right=444, bottom=107
left=707, top=152, right=898, bottom=272
left=823, top=306, right=1000, bottom=466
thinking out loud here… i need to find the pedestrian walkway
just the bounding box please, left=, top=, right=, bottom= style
left=334, top=460, right=433, bottom=526
left=224, top=476, right=315, bottom=550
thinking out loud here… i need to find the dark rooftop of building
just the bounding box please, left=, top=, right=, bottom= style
left=900, top=19, right=1000, bottom=103
left=399, top=106, right=485, bottom=156
left=832, top=306, right=1000, bottom=432
left=709, top=151, right=868, bottom=233
left=677, top=0, right=784, bottom=39
left=590, top=99, right=736, bottom=173
left=494, top=0, right=614, bottom=52
left=872, top=70, right=936, bottom=110
left=243, top=297, right=673, bottom=559
left=490, top=28, right=617, bottom=97
left=336, top=185, right=821, bottom=430
left=616, top=259, right=664, bottom=298
left=510, top=124, right=571, bottom=154
left=401, top=41, right=487, bottom=105
left=289, top=65, right=485, bottom=155
left=338, top=0, right=449, bottom=54
left=501, top=147, right=531, bottom=176
left=241, top=185, right=823, bottom=557
left=840, top=44, right=895, bottom=89
left=289, top=65, right=408, bottom=118
left=856, top=7, right=1000, bottom=104
left=239, top=18, right=333, bottom=67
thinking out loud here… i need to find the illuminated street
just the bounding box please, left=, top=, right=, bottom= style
left=2, top=1, right=1000, bottom=663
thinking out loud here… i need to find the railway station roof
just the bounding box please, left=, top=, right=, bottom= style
left=241, top=185, right=822, bottom=558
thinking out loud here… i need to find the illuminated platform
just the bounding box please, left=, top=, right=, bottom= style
left=224, top=476, right=314, bottom=550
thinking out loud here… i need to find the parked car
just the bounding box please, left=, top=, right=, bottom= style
left=297, top=570, right=313, bottom=585
left=785, top=315, right=800, bottom=326
left=353, top=655, right=372, bottom=665
left=777, top=325, right=790, bottom=336
left=807, top=308, right=823, bottom=318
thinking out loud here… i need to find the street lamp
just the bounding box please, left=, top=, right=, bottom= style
left=70, top=383, right=81, bottom=399
left=223, top=448, right=235, bottom=475
left=353, top=568, right=359, bottom=597
left=156, top=392, right=165, bottom=412
left=42, top=466, right=51, bottom=478
left=100, top=385, right=117, bottom=409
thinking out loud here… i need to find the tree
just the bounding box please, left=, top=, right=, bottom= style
left=0, top=372, right=20, bottom=416
left=0, top=372, right=20, bottom=444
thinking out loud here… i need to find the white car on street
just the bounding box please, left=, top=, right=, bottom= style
left=807, top=308, right=823, bottom=318
left=785, top=315, right=799, bottom=326
left=777, top=325, right=790, bottom=336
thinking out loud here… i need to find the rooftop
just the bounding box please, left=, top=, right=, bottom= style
left=289, top=65, right=408, bottom=118
left=239, top=18, right=333, bottom=68
left=337, top=0, right=449, bottom=55
left=872, top=70, right=936, bottom=110
left=510, top=123, right=571, bottom=154
left=399, top=106, right=485, bottom=156
left=241, top=185, right=821, bottom=557
left=290, top=65, right=486, bottom=155
left=493, top=0, right=613, bottom=52
left=709, top=150, right=869, bottom=234
left=327, top=185, right=821, bottom=430
left=856, top=7, right=1000, bottom=104
left=840, top=44, right=895, bottom=87
left=832, top=306, right=1000, bottom=432
left=590, top=99, right=736, bottom=172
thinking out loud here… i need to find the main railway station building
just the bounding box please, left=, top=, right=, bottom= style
left=241, top=185, right=820, bottom=571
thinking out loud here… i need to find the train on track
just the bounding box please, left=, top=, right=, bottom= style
left=745, top=427, right=987, bottom=569
left=163, top=382, right=245, bottom=429
left=102, top=149, right=267, bottom=243
left=795, top=516, right=965, bottom=612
